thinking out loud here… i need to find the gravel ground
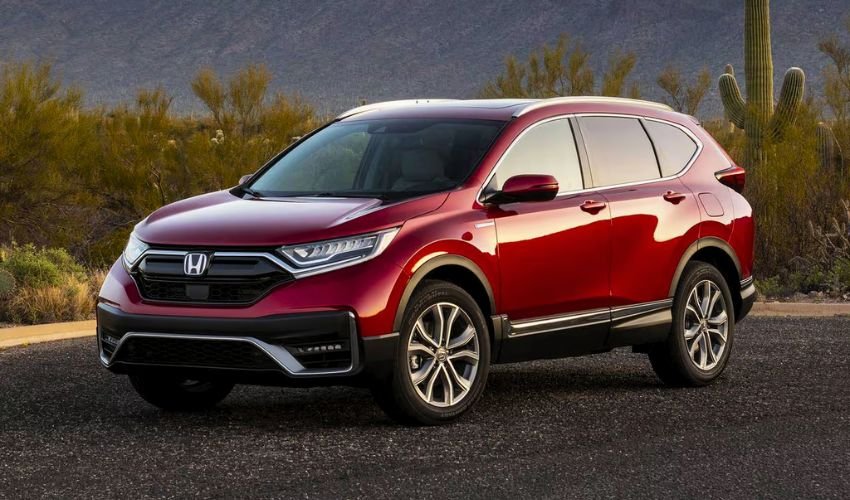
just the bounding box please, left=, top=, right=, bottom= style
left=1, top=317, right=848, bottom=499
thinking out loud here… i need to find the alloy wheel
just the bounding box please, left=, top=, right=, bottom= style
left=683, top=279, right=729, bottom=371
left=406, top=302, right=480, bottom=407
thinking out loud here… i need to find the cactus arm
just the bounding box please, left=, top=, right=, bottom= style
left=817, top=123, right=836, bottom=170
left=719, top=73, right=746, bottom=129
left=817, top=122, right=844, bottom=170
left=769, top=67, right=805, bottom=139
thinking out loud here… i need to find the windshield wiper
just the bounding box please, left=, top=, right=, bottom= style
left=296, top=192, right=390, bottom=200
left=241, top=187, right=264, bottom=198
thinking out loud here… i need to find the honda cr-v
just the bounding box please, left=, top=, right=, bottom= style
left=98, top=97, right=755, bottom=425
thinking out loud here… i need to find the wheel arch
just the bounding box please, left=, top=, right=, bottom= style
left=393, top=254, right=496, bottom=333
left=670, top=237, right=743, bottom=318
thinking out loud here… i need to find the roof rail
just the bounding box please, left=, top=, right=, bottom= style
left=513, top=96, right=673, bottom=117
left=336, top=99, right=459, bottom=120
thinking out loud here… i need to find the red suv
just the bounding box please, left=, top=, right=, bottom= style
left=98, top=97, right=755, bottom=425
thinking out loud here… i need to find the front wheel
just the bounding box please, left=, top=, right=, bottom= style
left=371, top=280, right=491, bottom=425
left=129, top=374, right=234, bottom=411
left=648, top=261, right=735, bottom=386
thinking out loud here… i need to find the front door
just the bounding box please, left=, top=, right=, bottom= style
left=485, top=117, right=612, bottom=361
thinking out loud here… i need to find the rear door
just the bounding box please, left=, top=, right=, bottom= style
left=488, top=117, right=612, bottom=361
left=577, top=115, right=701, bottom=347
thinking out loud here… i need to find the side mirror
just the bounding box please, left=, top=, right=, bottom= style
left=239, top=174, right=253, bottom=185
left=483, top=174, right=559, bottom=205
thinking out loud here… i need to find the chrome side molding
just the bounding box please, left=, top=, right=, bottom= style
left=509, top=308, right=610, bottom=338
left=507, top=299, right=675, bottom=338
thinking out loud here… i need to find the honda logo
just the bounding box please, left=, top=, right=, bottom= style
left=183, top=253, right=209, bottom=276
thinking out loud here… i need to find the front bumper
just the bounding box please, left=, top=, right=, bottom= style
left=97, top=303, right=398, bottom=384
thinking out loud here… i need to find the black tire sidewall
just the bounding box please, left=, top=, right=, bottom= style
left=670, top=262, right=736, bottom=384
left=390, top=280, right=491, bottom=424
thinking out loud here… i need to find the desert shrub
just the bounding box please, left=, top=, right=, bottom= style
left=756, top=200, right=850, bottom=299
left=0, top=61, right=321, bottom=267
left=0, top=243, right=86, bottom=288
left=0, top=268, right=16, bottom=300
left=707, top=100, right=850, bottom=279
left=4, top=275, right=94, bottom=324
left=802, top=200, right=850, bottom=295
left=0, top=244, right=99, bottom=324
left=755, top=276, right=784, bottom=299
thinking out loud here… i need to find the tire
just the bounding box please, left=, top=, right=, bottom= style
left=129, top=373, right=234, bottom=411
left=648, top=261, right=735, bottom=386
left=371, top=280, right=491, bottom=425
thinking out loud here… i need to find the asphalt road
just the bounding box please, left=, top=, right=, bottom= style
left=1, top=317, right=849, bottom=499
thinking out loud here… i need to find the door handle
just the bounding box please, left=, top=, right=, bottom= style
left=663, top=191, right=687, bottom=204
left=580, top=200, right=607, bottom=214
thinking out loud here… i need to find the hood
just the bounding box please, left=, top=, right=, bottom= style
left=134, top=190, right=447, bottom=247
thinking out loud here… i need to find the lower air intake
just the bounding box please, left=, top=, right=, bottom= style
left=115, top=336, right=279, bottom=370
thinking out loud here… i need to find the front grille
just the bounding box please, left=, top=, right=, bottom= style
left=115, top=336, right=279, bottom=370
left=132, top=253, right=293, bottom=305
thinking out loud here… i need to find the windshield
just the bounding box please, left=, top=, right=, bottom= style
left=247, top=118, right=505, bottom=200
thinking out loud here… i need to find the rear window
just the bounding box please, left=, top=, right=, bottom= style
left=644, top=121, right=698, bottom=177
left=578, top=117, right=660, bottom=187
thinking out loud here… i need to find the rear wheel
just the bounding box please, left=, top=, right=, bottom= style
left=371, top=280, right=490, bottom=425
left=129, top=374, right=234, bottom=411
left=648, top=261, right=735, bottom=386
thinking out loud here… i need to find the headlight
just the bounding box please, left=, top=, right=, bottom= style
left=122, top=233, right=149, bottom=267
left=279, top=228, right=399, bottom=274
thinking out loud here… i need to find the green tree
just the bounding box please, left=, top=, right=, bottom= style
left=656, top=66, right=712, bottom=116
left=601, top=51, right=637, bottom=97
left=0, top=62, right=96, bottom=248
left=818, top=18, right=850, bottom=169
left=479, top=35, right=637, bottom=99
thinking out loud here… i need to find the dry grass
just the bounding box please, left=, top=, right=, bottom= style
left=5, top=275, right=96, bottom=325
left=0, top=244, right=105, bottom=325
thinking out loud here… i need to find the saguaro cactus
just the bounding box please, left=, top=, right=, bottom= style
left=719, top=0, right=805, bottom=167
left=723, top=64, right=737, bottom=133
left=817, top=122, right=844, bottom=170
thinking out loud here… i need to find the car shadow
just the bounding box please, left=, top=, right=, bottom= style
left=115, top=361, right=667, bottom=430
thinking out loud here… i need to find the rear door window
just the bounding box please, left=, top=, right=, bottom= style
left=491, top=118, right=583, bottom=194
left=643, top=120, right=699, bottom=177
left=578, top=116, right=660, bottom=187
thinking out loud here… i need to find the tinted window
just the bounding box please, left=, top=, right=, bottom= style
left=579, top=117, right=660, bottom=187
left=644, top=121, right=698, bottom=177
left=249, top=119, right=504, bottom=200
left=492, top=118, right=583, bottom=193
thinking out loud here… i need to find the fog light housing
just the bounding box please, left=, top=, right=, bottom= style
left=294, top=343, right=344, bottom=354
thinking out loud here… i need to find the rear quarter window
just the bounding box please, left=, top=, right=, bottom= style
left=643, top=121, right=699, bottom=177
left=578, top=116, right=660, bottom=187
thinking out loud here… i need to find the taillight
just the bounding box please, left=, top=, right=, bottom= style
left=715, top=166, right=746, bottom=193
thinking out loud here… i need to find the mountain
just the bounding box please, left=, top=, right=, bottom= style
left=0, top=0, right=846, bottom=117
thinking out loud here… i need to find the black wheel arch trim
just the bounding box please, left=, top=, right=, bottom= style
left=669, top=237, right=742, bottom=297
left=393, top=254, right=496, bottom=332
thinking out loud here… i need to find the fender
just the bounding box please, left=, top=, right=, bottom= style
left=668, top=237, right=742, bottom=297
left=392, top=254, right=496, bottom=332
